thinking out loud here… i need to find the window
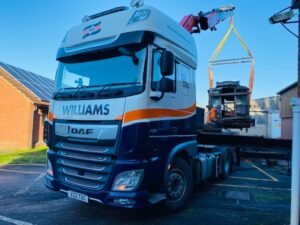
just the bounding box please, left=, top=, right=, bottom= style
left=235, top=95, right=247, bottom=105
left=54, top=47, right=147, bottom=94
left=180, top=64, right=191, bottom=96
left=212, top=97, right=221, bottom=106
left=151, top=50, right=175, bottom=92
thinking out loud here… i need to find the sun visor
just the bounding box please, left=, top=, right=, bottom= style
left=57, top=31, right=154, bottom=60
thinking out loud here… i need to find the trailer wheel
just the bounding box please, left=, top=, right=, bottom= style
left=164, top=157, right=193, bottom=211
left=222, top=154, right=232, bottom=179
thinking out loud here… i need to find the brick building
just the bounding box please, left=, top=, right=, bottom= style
left=277, top=82, right=297, bottom=140
left=0, top=62, right=54, bottom=150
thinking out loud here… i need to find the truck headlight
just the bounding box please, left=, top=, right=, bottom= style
left=112, top=169, right=144, bottom=191
left=128, top=9, right=150, bottom=25
left=47, top=159, right=53, bottom=176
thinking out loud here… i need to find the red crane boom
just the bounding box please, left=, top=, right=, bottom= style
left=180, top=6, right=235, bottom=33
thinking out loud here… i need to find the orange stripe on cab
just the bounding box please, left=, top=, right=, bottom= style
left=116, top=103, right=196, bottom=124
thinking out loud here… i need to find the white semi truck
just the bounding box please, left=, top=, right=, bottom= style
left=44, top=2, right=238, bottom=211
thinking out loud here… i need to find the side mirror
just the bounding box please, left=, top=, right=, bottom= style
left=160, top=77, right=174, bottom=92
left=160, top=49, right=174, bottom=76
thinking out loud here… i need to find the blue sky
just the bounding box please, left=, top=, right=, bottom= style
left=0, top=0, right=297, bottom=106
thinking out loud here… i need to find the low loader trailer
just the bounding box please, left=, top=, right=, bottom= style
left=44, top=2, right=290, bottom=211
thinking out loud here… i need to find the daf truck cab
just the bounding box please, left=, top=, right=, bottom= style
left=45, top=3, right=235, bottom=211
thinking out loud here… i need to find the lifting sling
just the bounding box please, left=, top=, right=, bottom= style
left=208, top=18, right=255, bottom=98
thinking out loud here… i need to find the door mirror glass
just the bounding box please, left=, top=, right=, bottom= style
left=160, top=77, right=174, bottom=92
left=160, top=49, right=174, bottom=76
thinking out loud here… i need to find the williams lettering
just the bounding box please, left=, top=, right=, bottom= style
left=62, top=104, right=110, bottom=116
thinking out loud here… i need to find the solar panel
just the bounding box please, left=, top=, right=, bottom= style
left=0, top=62, right=54, bottom=101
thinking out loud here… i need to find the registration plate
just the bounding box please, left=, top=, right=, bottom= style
left=68, top=190, right=89, bottom=203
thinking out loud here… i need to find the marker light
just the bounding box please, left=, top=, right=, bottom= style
left=112, top=170, right=144, bottom=191
left=128, top=9, right=150, bottom=25
left=47, top=159, right=53, bottom=176
left=130, top=0, right=144, bottom=8
left=47, top=112, right=54, bottom=123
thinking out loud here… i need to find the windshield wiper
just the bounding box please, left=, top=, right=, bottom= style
left=53, top=88, right=63, bottom=99
left=54, top=88, right=76, bottom=99
left=97, top=82, right=141, bottom=97
left=75, top=86, right=97, bottom=98
left=55, top=85, right=103, bottom=99
left=73, top=85, right=95, bottom=98
left=54, top=82, right=140, bottom=99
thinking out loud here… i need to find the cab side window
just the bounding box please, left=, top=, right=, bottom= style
left=152, top=50, right=175, bottom=92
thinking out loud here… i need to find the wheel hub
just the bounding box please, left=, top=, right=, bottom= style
left=167, top=170, right=186, bottom=200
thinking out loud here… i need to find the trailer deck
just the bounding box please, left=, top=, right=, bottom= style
left=197, top=131, right=292, bottom=160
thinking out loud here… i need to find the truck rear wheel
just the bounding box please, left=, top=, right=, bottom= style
left=164, top=157, right=193, bottom=211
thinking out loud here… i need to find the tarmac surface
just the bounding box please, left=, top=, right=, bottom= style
left=0, top=160, right=291, bottom=225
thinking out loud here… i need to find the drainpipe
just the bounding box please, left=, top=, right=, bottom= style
left=31, top=103, right=38, bottom=148
left=290, top=98, right=300, bottom=225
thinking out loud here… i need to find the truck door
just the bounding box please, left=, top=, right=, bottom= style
left=149, top=49, right=176, bottom=135
left=149, top=49, right=195, bottom=135
left=175, top=62, right=196, bottom=134
left=177, top=63, right=192, bottom=100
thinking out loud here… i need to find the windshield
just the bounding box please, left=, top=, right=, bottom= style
left=54, top=46, right=147, bottom=99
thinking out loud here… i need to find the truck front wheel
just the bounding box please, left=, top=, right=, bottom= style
left=164, top=157, right=193, bottom=211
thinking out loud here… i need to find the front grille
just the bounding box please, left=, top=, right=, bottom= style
left=56, top=142, right=115, bottom=191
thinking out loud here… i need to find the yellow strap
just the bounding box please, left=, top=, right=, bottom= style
left=232, top=27, right=253, bottom=58
left=209, top=23, right=234, bottom=62
left=210, top=18, right=253, bottom=61
left=208, top=17, right=255, bottom=94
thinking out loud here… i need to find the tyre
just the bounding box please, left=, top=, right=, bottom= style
left=222, top=154, right=232, bottom=179
left=231, top=150, right=238, bottom=170
left=164, top=157, right=193, bottom=211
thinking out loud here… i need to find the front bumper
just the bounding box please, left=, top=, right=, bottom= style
left=45, top=174, right=165, bottom=208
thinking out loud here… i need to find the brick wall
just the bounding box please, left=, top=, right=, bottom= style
left=0, top=76, right=34, bottom=150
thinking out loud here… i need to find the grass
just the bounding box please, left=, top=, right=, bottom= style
left=0, top=146, right=47, bottom=166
